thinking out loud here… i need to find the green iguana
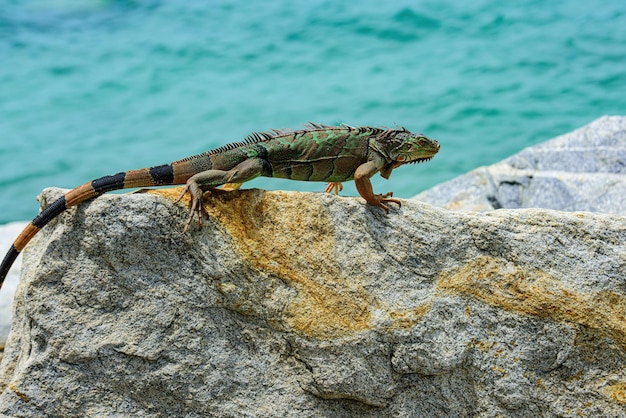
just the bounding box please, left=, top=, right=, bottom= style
left=0, top=123, right=439, bottom=289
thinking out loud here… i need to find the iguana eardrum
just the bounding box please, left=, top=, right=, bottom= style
left=0, top=124, right=439, bottom=289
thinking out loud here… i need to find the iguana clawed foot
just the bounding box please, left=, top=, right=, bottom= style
left=371, top=192, right=401, bottom=214
left=177, top=182, right=244, bottom=232
left=325, top=182, right=343, bottom=195
left=176, top=182, right=210, bottom=233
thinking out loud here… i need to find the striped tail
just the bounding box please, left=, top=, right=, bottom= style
left=0, top=163, right=184, bottom=289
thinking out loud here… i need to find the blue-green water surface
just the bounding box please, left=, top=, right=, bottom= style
left=1, top=0, right=625, bottom=223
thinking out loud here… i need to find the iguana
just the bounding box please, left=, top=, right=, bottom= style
left=0, top=123, right=439, bottom=289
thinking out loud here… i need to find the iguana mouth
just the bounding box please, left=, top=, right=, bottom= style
left=407, top=156, right=433, bottom=164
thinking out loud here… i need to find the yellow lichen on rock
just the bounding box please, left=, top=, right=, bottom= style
left=437, top=256, right=626, bottom=348
left=153, top=187, right=373, bottom=338
left=606, top=382, right=626, bottom=405
left=382, top=303, right=432, bottom=330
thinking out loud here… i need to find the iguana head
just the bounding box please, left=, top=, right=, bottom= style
left=371, top=128, right=440, bottom=179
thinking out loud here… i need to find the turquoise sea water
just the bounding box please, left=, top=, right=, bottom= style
left=1, top=0, right=625, bottom=223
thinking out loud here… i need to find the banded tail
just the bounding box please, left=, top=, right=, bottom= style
left=0, top=162, right=192, bottom=289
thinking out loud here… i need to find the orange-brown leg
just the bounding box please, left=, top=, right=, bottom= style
left=354, top=161, right=401, bottom=213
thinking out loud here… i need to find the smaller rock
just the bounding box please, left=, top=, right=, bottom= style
left=413, top=116, right=626, bottom=214
left=0, top=222, right=28, bottom=349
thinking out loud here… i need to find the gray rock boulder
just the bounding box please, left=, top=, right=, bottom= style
left=413, top=115, right=626, bottom=214
left=0, top=187, right=624, bottom=417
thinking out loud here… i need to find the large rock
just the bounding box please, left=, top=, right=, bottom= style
left=0, top=187, right=624, bottom=417
left=413, top=115, right=626, bottom=214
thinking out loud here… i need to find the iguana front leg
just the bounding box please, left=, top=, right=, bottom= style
left=176, top=158, right=265, bottom=231
left=354, top=161, right=401, bottom=213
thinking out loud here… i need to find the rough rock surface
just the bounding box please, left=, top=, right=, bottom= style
left=0, top=186, right=624, bottom=417
left=413, top=115, right=626, bottom=214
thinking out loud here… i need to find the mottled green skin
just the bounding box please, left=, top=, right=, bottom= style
left=253, top=127, right=372, bottom=182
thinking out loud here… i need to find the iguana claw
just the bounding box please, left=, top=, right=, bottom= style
left=325, top=182, right=343, bottom=195
left=375, top=192, right=401, bottom=214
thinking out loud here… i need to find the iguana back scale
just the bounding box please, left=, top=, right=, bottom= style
left=0, top=124, right=439, bottom=289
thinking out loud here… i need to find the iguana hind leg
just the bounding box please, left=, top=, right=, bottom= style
left=177, top=158, right=265, bottom=232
